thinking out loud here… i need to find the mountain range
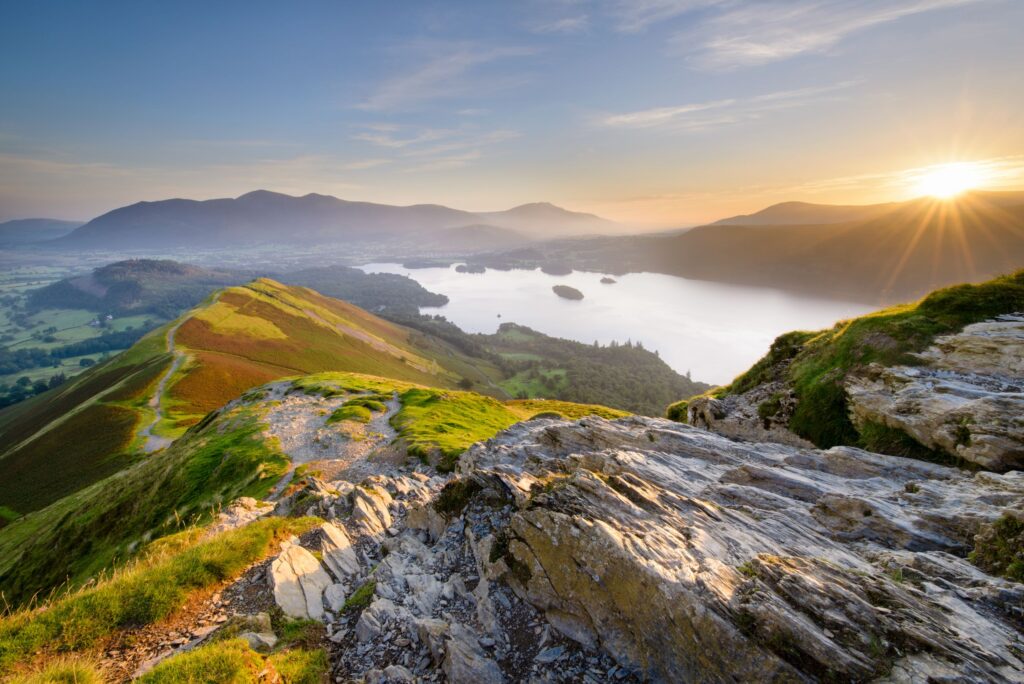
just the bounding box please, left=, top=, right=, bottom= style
left=470, top=190, right=1024, bottom=304
left=47, top=190, right=617, bottom=250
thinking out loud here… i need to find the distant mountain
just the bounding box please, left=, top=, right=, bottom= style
left=477, top=202, right=619, bottom=236
left=27, top=258, right=248, bottom=317
left=471, top=192, right=1024, bottom=304
left=713, top=200, right=900, bottom=226
left=0, top=218, right=82, bottom=245
left=53, top=190, right=617, bottom=249
left=660, top=194, right=1024, bottom=302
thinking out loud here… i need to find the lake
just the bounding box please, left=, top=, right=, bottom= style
left=358, top=263, right=876, bottom=385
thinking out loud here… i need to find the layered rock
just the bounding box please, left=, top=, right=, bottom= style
left=459, top=416, right=1024, bottom=682
left=847, top=315, right=1024, bottom=471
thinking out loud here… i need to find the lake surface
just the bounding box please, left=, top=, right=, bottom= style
left=359, top=263, right=876, bottom=385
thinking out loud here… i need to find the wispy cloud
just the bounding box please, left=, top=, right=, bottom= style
left=676, top=0, right=985, bottom=69
left=606, top=0, right=718, bottom=33
left=356, top=44, right=537, bottom=111
left=530, top=15, right=590, bottom=34
left=350, top=124, right=519, bottom=174
left=598, top=81, right=857, bottom=131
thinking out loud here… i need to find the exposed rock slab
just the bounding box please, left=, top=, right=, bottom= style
left=459, top=416, right=1024, bottom=683
left=268, top=540, right=333, bottom=619
left=847, top=315, right=1024, bottom=470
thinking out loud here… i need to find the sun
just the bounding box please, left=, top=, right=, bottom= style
left=912, top=162, right=987, bottom=199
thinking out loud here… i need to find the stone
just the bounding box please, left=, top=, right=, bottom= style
left=321, top=522, right=361, bottom=579
left=415, top=618, right=450, bottom=664
left=239, top=631, right=278, bottom=652
left=457, top=416, right=1024, bottom=683
left=268, top=544, right=332, bottom=619
left=443, top=623, right=504, bottom=684
left=352, top=484, right=394, bottom=537
left=355, top=597, right=402, bottom=643
left=202, top=496, right=274, bottom=539
left=324, top=583, right=348, bottom=613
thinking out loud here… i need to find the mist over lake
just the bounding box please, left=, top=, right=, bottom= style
left=359, top=264, right=876, bottom=385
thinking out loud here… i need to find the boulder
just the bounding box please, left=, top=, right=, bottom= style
left=268, top=542, right=332, bottom=619
left=443, top=623, right=504, bottom=684
left=320, top=521, right=361, bottom=579
left=352, top=484, right=393, bottom=537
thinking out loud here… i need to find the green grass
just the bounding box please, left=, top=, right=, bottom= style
left=392, top=388, right=523, bottom=471
left=702, top=270, right=1024, bottom=454
left=0, top=401, right=292, bottom=608
left=499, top=368, right=568, bottom=398
left=327, top=404, right=372, bottom=424
left=343, top=580, right=376, bottom=612
left=0, top=517, right=319, bottom=673
left=138, top=639, right=327, bottom=684
left=5, top=658, right=104, bottom=683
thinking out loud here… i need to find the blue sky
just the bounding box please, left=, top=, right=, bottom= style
left=2, top=0, right=1023, bottom=225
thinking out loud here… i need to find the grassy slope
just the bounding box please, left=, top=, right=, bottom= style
left=0, top=399, right=291, bottom=607
left=0, top=329, right=172, bottom=519
left=0, top=278, right=501, bottom=519
left=481, top=323, right=709, bottom=416
left=0, top=370, right=627, bottom=608
left=669, top=269, right=1024, bottom=458
left=0, top=516, right=320, bottom=680
left=296, top=372, right=628, bottom=471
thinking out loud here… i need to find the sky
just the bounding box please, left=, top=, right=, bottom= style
left=1, top=0, right=1023, bottom=227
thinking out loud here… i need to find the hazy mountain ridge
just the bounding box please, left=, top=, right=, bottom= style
left=52, top=190, right=618, bottom=249
left=713, top=200, right=901, bottom=225
left=466, top=191, right=1024, bottom=304
left=0, top=218, right=83, bottom=245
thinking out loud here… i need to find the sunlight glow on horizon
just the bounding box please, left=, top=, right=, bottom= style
left=911, top=162, right=991, bottom=199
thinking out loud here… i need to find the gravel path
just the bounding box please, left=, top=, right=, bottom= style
left=263, top=382, right=401, bottom=497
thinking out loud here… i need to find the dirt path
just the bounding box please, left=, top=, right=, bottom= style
left=139, top=318, right=188, bottom=452
left=262, top=382, right=401, bottom=497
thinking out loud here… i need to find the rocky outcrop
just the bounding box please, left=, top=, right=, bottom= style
left=686, top=381, right=814, bottom=448
left=458, top=416, right=1024, bottom=682
left=847, top=315, right=1024, bottom=470
left=249, top=402, right=1022, bottom=682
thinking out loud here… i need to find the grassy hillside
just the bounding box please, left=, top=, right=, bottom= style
left=481, top=323, right=709, bottom=415
left=0, top=370, right=626, bottom=607
left=668, top=269, right=1024, bottom=457
left=0, top=516, right=322, bottom=681
left=0, top=279, right=500, bottom=520
left=27, top=259, right=247, bottom=318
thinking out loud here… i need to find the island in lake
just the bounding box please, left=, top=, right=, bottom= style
left=553, top=284, right=584, bottom=300
left=601, top=276, right=617, bottom=284
left=455, top=263, right=486, bottom=273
